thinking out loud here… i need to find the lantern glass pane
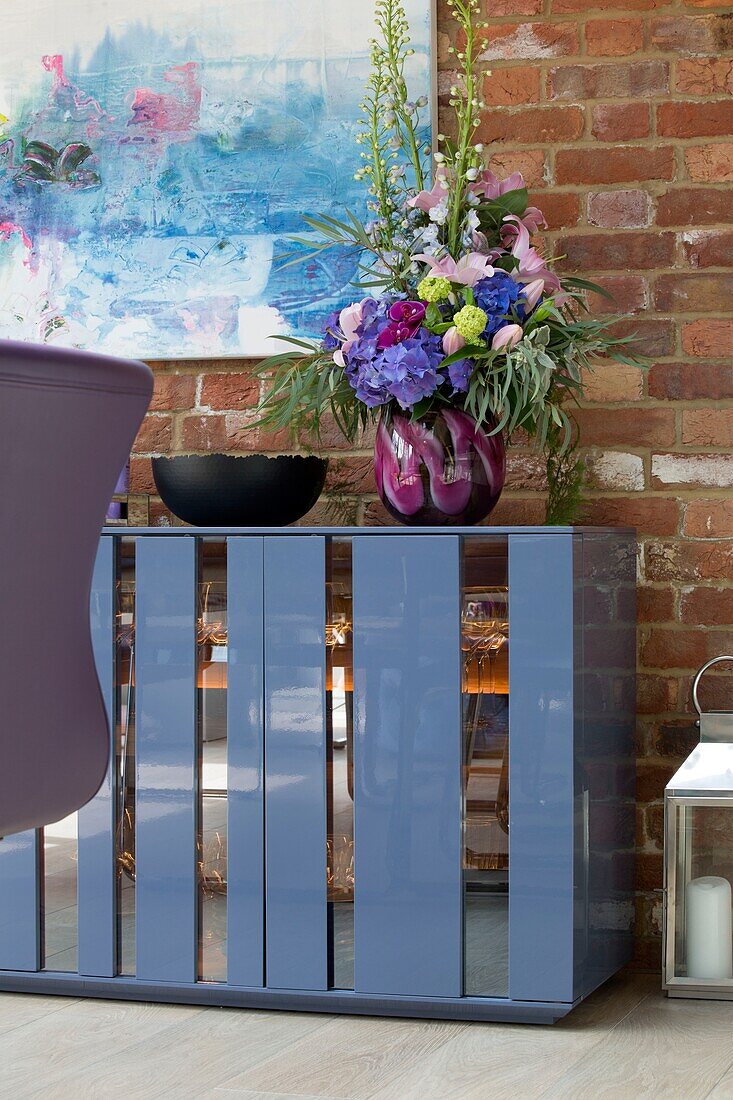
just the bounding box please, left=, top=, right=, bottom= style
left=674, top=803, right=733, bottom=982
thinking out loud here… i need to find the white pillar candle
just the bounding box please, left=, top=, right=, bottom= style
left=686, top=876, right=733, bottom=981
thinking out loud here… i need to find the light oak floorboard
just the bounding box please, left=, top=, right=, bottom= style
left=541, top=990, right=733, bottom=1100
left=21, top=1008, right=335, bottom=1100
left=0, top=992, right=79, bottom=1038
left=0, top=998, right=203, bottom=1100
left=366, top=971, right=655, bottom=1100
left=217, top=1013, right=460, bottom=1099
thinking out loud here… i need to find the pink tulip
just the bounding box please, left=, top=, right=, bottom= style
left=442, top=326, right=466, bottom=356
left=415, top=251, right=494, bottom=287
left=491, top=324, right=523, bottom=351
left=407, top=167, right=450, bottom=213
left=521, top=278, right=544, bottom=310
left=469, top=170, right=525, bottom=201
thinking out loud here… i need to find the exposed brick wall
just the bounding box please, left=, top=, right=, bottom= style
left=129, top=1, right=733, bottom=966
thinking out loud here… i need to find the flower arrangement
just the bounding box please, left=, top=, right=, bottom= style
left=256, top=0, right=640, bottom=523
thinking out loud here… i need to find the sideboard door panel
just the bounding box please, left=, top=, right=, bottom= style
left=227, top=536, right=265, bottom=988
left=264, top=536, right=327, bottom=990
left=352, top=535, right=462, bottom=999
left=78, top=536, right=116, bottom=977
left=509, top=532, right=575, bottom=1004
left=135, top=536, right=197, bottom=983
left=0, top=830, right=41, bottom=971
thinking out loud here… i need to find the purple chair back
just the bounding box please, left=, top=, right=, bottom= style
left=0, top=341, right=153, bottom=836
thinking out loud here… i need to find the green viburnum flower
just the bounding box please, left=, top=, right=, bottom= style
left=453, top=304, right=488, bottom=343
left=417, top=275, right=451, bottom=303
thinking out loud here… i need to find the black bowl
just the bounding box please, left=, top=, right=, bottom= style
left=151, top=453, right=328, bottom=527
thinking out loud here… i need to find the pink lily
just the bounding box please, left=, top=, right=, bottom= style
left=415, top=251, right=494, bottom=287
left=469, top=170, right=525, bottom=201
left=501, top=206, right=547, bottom=239
left=407, top=166, right=449, bottom=212
left=503, top=215, right=562, bottom=296
left=521, top=278, right=545, bottom=311
left=491, top=324, right=524, bottom=351
left=442, top=326, right=466, bottom=356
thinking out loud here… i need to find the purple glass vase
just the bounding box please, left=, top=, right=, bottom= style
left=374, top=407, right=506, bottom=526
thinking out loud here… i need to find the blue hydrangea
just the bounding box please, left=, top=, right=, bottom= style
left=321, top=309, right=342, bottom=351
left=343, top=310, right=444, bottom=409
left=446, top=358, right=473, bottom=393
left=473, top=272, right=525, bottom=339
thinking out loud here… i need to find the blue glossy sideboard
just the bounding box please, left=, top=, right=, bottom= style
left=0, top=526, right=636, bottom=1024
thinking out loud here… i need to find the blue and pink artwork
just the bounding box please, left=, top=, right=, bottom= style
left=0, top=1, right=434, bottom=358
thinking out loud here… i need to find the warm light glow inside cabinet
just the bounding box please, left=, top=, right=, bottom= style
left=0, top=526, right=636, bottom=1024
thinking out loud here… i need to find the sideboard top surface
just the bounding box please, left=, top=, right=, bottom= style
left=104, top=525, right=635, bottom=537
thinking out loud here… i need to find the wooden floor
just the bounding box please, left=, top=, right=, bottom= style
left=2, top=971, right=733, bottom=1099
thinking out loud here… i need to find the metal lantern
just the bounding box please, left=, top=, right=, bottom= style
left=664, top=657, right=733, bottom=1000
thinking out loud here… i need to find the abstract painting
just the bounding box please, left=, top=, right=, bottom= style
left=0, top=1, right=434, bottom=358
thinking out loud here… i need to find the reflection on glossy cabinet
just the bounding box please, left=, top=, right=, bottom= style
left=0, top=526, right=636, bottom=1024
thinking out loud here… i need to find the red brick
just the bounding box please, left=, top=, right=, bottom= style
left=487, top=150, right=546, bottom=188
left=482, top=65, right=542, bottom=106
left=654, top=273, right=733, bottom=312
left=681, top=408, right=733, bottom=447
left=554, top=0, right=665, bottom=10
left=583, top=496, right=680, bottom=535
left=636, top=763, right=677, bottom=805
left=531, top=191, right=580, bottom=229
left=583, top=362, right=645, bottom=403
left=638, top=674, right=678, bottom=715
left=682, top=318, right=733, bottom=357
left=181, top=414, right=228, bottom=452
left=478, top=21, right=580, bottom=60
left=641, top=628, right=708, bottom=670
left=486, top=0, right=543, bottom=13
left=648, top=362, right=733, bottom=401
left=556, top=146, right=674, bottom=185
left=559, top=231, right=675, bottom=270
left=586, top=18, right=644, bottom=56
left=128, top=456, right=157, bottom=495
left=685, top=142, right=733, bottom=183
left=549, top=61, right=669, bottom=101
left=223, top=414, right=297, bottom=453
left=652, top=452, right=733, bottom=489
left=656, top=187, right=732, bottom=226
left=324, top=455, right=376, bottom=496
left=591, top=103, right=650, bottom=142
left=658, top=101, right=732, bottom=139
left=480, top=495, right=547, bottom=526
left=684, top=498, right=733, bottom=537
left=638, top=587, right=677, bottom=623
left=644, top=539, right=733, bottom=581
left=680, top=228, right=733, bottom=268
left=134, top=415, right=172, bottom=454
left=478, top=105, right=584, bottom=143
left=200, top=373, right=260, bottom=411
left=609, top=318, right=676, bottom=358
left=586, top=276, right=649, bottom=315
left=676, top=57, right=733, bottom=95
left=149, top=374, right=196, bottom=412
left=636, top=848, right=664, bottom=890
left=587, top=189, right=652, bottom=228
left=576, top=407, right=675, bottom=449
left=148, top=499, right=183, bottom=527
left=650, top=15, right=728, bottom=54
left=505, top=452, right=548, bottom=490
left=681, top=586, right=733, bottom=626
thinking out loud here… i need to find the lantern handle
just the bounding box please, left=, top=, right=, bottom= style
left=692, top=656, right=733, bottom=716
